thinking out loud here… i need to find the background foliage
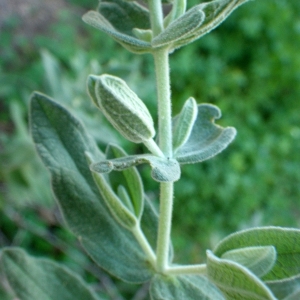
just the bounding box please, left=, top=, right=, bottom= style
left=1, top=0, right=300, bottom=298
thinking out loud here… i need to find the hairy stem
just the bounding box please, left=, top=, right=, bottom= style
left=153, top=47, right=174, bottom=272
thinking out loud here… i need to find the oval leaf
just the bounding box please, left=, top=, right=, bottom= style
left=213, top=227, right=300, bottom=281
left=150, top=274, right=225, bottom=300
left=173, top=97, right=198, bottom=152
left=221, top=246, right=276, bottom=278
left=207, top=250, right=276, bottom=300
left=88, top=74, right=155, bottom=143
left=1, top=248, right=100, bottom=300
left=91, top=153, right=181, bottom=182
left=30, top=92, right=156, bottom=283
left=175, top=104, right=236, bottom=164
left=82, top=11, right=151, bottom=53
left=171, top=0, right=250, bottom=51
left=152, top=8, right=205, bottom=48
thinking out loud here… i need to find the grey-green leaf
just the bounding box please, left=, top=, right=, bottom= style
left=175, top=104, right=236, bottom=164
left=207, top=250, right=276, bottom=300
left=1, top=248, right=100, bottom=300
left=150, top=274, right=225, bottom=300
left=82, top=0, right=151, bottom=53
left=221, top=246, right=276, bottom=278
left=213, top=226, right=300, bottom=281
left=173, top=97, right=198, bottom=152
left=88, top=74, right=155, bottom=143
left=170, top=0, right=250, bottom=51
left=30, top=92, right=156, bottom=283
left=152, top=8, right=205, bottom=48
left=266, top=274, right=300, bottom=300
left=91, top=153, right=181, bottom=182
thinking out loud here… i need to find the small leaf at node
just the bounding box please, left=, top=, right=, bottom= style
left=175, top=103, right=236, bottom=164
left=91, top=153, right=181, bottom=182
left=88, top=74, right=155, bottom=143
left=173, top=97, right=198, bottom=152
left=150, top=274, right=225, bottom=300
left=221, top=246, right=276, bottom=278
left=1, top=248, right=100, bottom=300
left=207, top=250, right=276, bottom=300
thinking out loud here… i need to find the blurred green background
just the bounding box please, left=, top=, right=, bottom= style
left=1, top=0, right=300, bottom=299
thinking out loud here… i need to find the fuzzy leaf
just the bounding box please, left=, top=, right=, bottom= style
left=30, top=92, right=156, bottom=283
left=1, top=248, right=100, bottom=300
left=91, top=153, right=181, bottom=182
left=170, top=0, right=250, bottom=51
left=175, top=104, right=236, bottom=164
left=173, top=97, right=198, bottom=152
left=266, top=274, right=300, bottom=300
left=221, top=246, right=276, bottom=278
left=152, top=8, right=205, bottom=48
left=213, top=227, right=300, bottom=281
left=82, top=0, right=151, bottom=53
left=88, top=74, right=155, bottom=143
left=150, top=274, right=225, bottom=300
left=207, top=250, right=276, bottom=300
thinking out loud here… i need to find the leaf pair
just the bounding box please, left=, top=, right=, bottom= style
left=83, top=0, right=250, bottom=53
left=207, top=227, right=300, bottom=299
left=87, top=74, right=236, bottom=182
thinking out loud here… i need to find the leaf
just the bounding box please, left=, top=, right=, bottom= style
left=173, top=97, right=198, bottom=152
left=207, top=250, right=276, bottom=300
left=175, top=104, right=236, bottom=164
left=150, top=274, right=225, bottom=300
left=152, top=8, right=205, bottom=48
left=213, top=226, right=300, bottom=281
left=30, top=92, right=156, bottom=283
left=221, top=246, right=276, bottom=278
left=82, top=0, right=152, bottom=53
left=88, top=74, right=155, bottom=143
left=1, top=248, right=100, bottom=300
left=266, top=273, right=300, bottom=300
left=91, top=153, right=181, bottom=182
left=170, top=0, right=250, bottom=51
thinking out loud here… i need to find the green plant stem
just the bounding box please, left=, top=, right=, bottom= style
left=152, top=47, right=174, bottom=275
left=165, top=264, right=207, bottom=275
left=156, top=182, right=174, bottom=272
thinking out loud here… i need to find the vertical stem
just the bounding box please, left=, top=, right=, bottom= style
left=153, top=48, right=174, bottom=272
left=154, top=49, right=172, bottom=158
left=156, top=182, right=174, bottom=272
